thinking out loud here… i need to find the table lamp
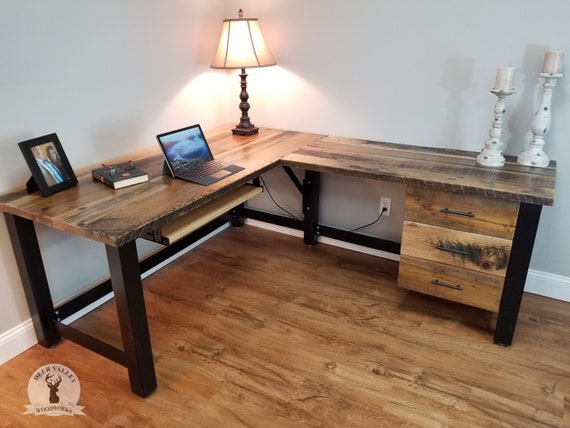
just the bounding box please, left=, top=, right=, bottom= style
left=211, top=9, right=276, bottom=136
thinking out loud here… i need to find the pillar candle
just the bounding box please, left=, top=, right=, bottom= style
left=494, top=66, right=516, bottom=90
left=542, top=50, right=565, bottom=74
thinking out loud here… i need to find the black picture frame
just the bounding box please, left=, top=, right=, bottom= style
left=18, top=133, right=78, bottom=197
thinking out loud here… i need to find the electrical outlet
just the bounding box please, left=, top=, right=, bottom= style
left=380, top=197, right=391, bottom=216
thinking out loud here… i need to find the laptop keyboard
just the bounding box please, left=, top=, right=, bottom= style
left=180, top=159, right=232, bottom=180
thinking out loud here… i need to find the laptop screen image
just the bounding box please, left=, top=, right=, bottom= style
left=157, top=124, right=213, bottom=175
left=156, top=124, right=244, bottom=185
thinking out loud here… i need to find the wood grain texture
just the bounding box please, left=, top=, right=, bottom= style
left=399, top=255, right=504, bottom=311
left=0, top=126, right=556, bottom=248
left=0, top=226, right=568, bottom=427
left=399, top=187, right=515, bottom=311
left=0, top=127, right=321, bottom=246
left=159, top=184, right=262, bottom=245
left=282, top=135, right=556, bottom=206
left=401, top=221, right=512, bottom=276
left=404, top=186, right=520, bottom=239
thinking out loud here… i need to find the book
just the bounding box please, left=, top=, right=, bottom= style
left=92, top=166, right=149, bottom=189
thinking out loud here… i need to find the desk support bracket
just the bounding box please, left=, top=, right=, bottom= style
left=282, top=166, right=304, bottom=195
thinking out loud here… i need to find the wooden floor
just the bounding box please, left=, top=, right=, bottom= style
left=1, top=225, right=569, bottom=427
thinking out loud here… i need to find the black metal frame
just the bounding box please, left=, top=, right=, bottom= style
left=245, top=167, right=402, bottom=254
left=55, top=217, right=229, bottom=321
left=4, top=214, right=60, bottom=348
left=493, top=203, right=542, bottom=345
left=3, top=206, right=245, bottom=398
left=4, top=166, right=544, bottom=398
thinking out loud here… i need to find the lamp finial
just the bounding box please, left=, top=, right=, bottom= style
left=238, top=9, right=243, bottom=18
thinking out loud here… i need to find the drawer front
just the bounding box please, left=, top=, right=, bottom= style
left=398, top=256, right=503, bottom=312
left=405, top=186, right=519, bottom=239
left=401, top=221, right=512, bottom=276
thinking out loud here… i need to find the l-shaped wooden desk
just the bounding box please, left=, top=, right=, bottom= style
left=0, top=125, right=556, bottom=397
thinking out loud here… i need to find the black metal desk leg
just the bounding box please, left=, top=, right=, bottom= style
left=231, top=203, right=246, bottom=227
left=106, top=242, right=157, bottom=397
left=494, top=203, right=542, bottom=346
left=4, top=213, right=60, bottom=348
left=303, top=170, right=320, bottom=245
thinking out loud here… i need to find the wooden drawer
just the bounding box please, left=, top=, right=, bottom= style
left=401, top=221, right=512, bottom=276
left=398, top=255, right=503, bottom=312
left=404, top=186, right=519, bottom=239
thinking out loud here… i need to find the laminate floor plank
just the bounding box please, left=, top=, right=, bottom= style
left=0, top=225, right=568, bottom=427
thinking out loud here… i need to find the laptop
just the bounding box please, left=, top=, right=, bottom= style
left=156, top=124, right=244, bottom=185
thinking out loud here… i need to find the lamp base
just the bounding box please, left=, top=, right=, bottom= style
left=231, top=68, right=260, bottom=137
left=232, top=124, right=259, bottom=136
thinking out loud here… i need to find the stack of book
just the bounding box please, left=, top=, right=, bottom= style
left=92, top=164, right=148, bottom=189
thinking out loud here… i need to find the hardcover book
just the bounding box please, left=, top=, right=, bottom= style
left=92, top=166, right=148, bottom=189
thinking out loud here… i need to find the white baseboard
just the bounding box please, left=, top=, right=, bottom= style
left=3, top=221, right=568, bottom=365
left=245, top=219, right=401, bottom=261
left=524, top=269, right=570, bottom=302
left=0, top=320, right=37, bottom=366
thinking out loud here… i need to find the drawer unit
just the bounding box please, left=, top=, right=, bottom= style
left=403, top=186, right=519, bottom=239
left=401, top=222, right=512, bottom=276
left=399, top=255, right=504, bottom=311
left=398, top=186, right=520, bottom=311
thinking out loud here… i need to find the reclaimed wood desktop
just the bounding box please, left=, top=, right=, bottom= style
left=0, top=125, right=556, bottom=397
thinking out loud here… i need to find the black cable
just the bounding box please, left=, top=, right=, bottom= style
left=260, top=174, right=386, bottom=229
left=349, top=208, right=386, bottom=232
left=259, top=176, right=303, bottom=220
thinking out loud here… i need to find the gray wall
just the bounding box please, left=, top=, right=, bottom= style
left=1, top=0, right=569, bottom=362
left=0, top=0, right=228, bottom=361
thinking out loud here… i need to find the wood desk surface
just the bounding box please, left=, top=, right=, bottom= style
left=282, top=135, right=556, bottom=206
left=0, top=125, right=556, bottom=247
left=0, top=126, right=319, bottom=246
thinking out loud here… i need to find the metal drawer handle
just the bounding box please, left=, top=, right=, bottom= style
left=431, top=279, right=463, bottom=291
left=440, top=208, right=474, bottom=217
left=436, top=245, right=469, bottom=256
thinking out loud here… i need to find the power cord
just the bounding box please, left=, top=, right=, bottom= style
left=259, top=176, right=303, bottom=220
left=350, top=207, right=387, bottom=232
left=259, top=174, right=387, bottom=230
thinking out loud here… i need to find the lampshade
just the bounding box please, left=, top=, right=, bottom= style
left=210, top=10, right=276, bottom=136
left=210, top=15, right=276, bottom=69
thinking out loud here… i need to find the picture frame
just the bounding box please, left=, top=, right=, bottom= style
left=18, top=133, right=78, bottom=197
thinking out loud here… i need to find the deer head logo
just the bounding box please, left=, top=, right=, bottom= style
left=45, top=374, right=62, bottom=403
left=25, top=364, right=84, bottom=417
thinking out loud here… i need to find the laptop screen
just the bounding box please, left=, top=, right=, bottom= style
left=157, top=124, right=214, bottom=174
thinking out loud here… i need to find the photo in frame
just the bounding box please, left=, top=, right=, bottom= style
left=18, top=133, right=78, bottom=197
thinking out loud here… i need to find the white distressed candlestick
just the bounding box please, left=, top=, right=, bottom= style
left=517, top=72, right=563, bottom=167
left=476, top=88, right=515, bottom=167
left=518, top=50, right=564, bottom=167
